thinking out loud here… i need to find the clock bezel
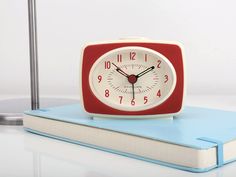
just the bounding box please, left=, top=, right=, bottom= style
left=88, top=46, right=177, bottom=111
left=80, top=39, right=185, bottom=118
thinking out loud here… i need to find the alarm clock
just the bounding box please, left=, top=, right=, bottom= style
left=80, top=39, right=185, bottom=118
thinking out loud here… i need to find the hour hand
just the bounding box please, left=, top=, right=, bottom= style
left=112, top=63, right=129, bottom=78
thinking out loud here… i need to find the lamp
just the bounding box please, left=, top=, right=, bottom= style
left=0, top=0, right=78, bottom=125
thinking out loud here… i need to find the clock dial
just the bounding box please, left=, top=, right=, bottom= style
left=89, top=46, right=177, bottom=111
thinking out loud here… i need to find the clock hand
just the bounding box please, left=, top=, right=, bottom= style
left=112, top=63, right=137, bottom=99
left=127, top=74, right=137, bottom=100
left=136, top=66, right=155, bottom=78
left=112, top=63, right=153, bottom=100
left=112, top=63, right=129, bottom=78
left=132, top=83, right=135, bottom=100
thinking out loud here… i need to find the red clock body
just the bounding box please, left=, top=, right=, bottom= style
left=80, top=40, right=184, bottom=118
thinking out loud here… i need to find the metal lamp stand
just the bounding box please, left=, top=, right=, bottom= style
left=0, top=0, right=78, bottom=125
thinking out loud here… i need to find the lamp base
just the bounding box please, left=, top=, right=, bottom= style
left=0, top=98, right=79, bottom=126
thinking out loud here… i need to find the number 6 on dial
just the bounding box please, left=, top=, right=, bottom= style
left=80, top=39, right=185, bottom=118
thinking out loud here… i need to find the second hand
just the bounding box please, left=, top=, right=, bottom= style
left=132, top=83, right=135, bottom=99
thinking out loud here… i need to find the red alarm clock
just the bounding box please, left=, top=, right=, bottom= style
left=80, top=39, right=185, bottom=118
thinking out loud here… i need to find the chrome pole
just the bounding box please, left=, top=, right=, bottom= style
left=28, top=0, right=40, bottom=110
left=0, top=0, right=40, bottom=125
left=0, top=0, right=79, bottom=125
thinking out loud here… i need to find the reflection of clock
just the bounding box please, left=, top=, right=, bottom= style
left=80, top=39, right=184, bottom=118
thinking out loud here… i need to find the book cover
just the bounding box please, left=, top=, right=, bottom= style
left=23, top=104, right=236, bottom=172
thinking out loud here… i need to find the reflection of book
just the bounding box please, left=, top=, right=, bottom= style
left=23, top=104, right=236, bottom=172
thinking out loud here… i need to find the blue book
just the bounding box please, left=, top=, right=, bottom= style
left=23, top=104, right=236, bottom=173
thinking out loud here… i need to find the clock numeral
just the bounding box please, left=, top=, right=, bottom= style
left=97, top=75, right=102, bottom=83
left=131, top=99, right=135, bottom=106
left=144, top=96, right=148, bottom=104
left=129, top=52, right=136, bottom=60
left=164, top=74, right=168, bottom=83
left=117, top=54, right=122, bottom=62
left=105, top=61, right=111, bottom=69
left=144, top=54, right=148, bottom=62
left=119, top=96, right=123, bottom=104
left=105, top=89, right=110, bottom=97
left=157, top=89, right=161, bottom=97
left=157, top=60, right=161, bottom=68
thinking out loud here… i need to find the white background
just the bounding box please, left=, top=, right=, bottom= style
left=1, top=0, right=236, bottom=98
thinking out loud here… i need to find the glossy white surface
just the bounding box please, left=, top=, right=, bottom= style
left=1, top=95, right=236, bottom=177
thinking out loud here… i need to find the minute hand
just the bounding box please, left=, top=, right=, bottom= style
left=136, top=66, right=155, bottom=78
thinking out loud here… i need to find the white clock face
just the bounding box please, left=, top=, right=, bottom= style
left=89, top=46, right=176, bottom=111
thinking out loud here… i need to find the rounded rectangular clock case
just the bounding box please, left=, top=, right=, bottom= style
left=80, top=39, right=185, bottom=118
